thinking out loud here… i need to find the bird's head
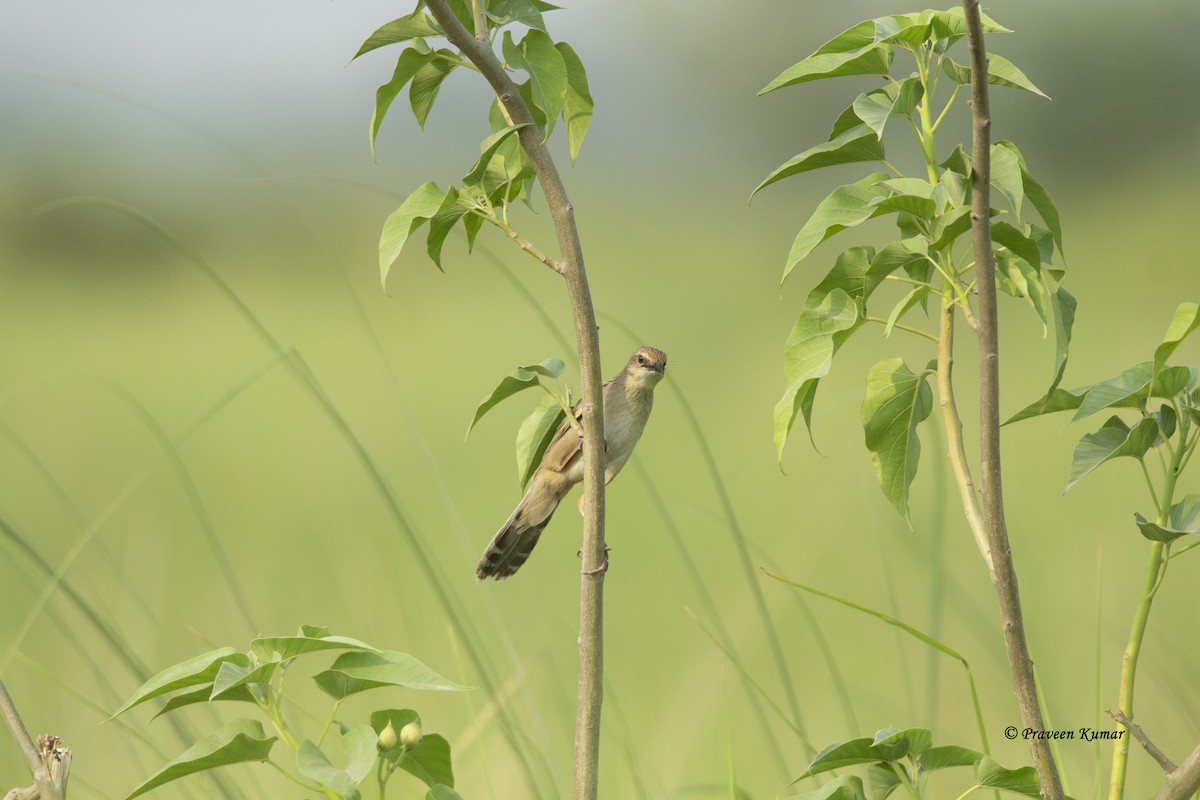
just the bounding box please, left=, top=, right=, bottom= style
left=625, top=346, right=667, bottom=387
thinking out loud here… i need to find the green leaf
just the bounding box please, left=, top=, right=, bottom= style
left=996, top=253, right=1046, bottom=333
left=463, top=124, right=528, bottom=186
left=353, top=12, right=443, bottom=60
left=556, top=42, right=594, bottom=162
left=380, top=181, right=446, bottom=288
left=1066, top=416, right=1159, bottom=491
left=991, top=141, right=1024, bottom=216
left=466, top=358, right=565, bottom=437
left=991, top=221, right=1041, bottom=272
left=1005, top=387, right=1087, bottom=424
left=1154, top=303, right=1200, bottom=376
left=862, top=358, right=932, bottom=522
left=785, top=775, right=868, bottom=800
left=993, top=140, right=1063, bottom=253
left=152, top=684, right=255, bottom=719
left=929, top=206, right=1001, bottom=252
left=796, top=738, right=877, bottom=779
left=297, top=740, right=360, bottom=800
left=343, top=726, right=379, bottom=784
left=783, top=172, right=891, bottom=284
left=867, top=762, right=901, bottom=800
left=1135, top=495, right=1200, bottom=543
left=920, top=745, right=982, bottom=771
left=427, top=786, right=467, bottom=800
left=760, top=44, right=894, bottom=94
left=805, top=246, right=879, bottom=308
left=941, top=53, right=1049, bottom=99
left=210, top=659, right=278, bottom=701
left=426, top=187, right=472, bottom=269
left=503, top=30, right=568, bottom=131
left=975, top=756, right=1040, bottom=797
left=873, top=727, right=932, bottom=759
left=867, top=238, right=930, bottom=286
left=399, top=734, right=455, bottom=789
left=112, top=648, right=244, bottom=718
left=409, top=51, right=457, bottom=130
left=1072, top=363, right=1197, bottom=422
left=488, top=0, right=554, bottom=31
left=251, top=628, right=377, bottom=662
left=124, top=719, right=276, bottom=799
left=883, top=286, right=929, bottom=337
left=753, top=126, right=885, bottom=198
left=1047, top=286, right=1077, bottom=395
left=812, top=20, right=876, bottom=55
left=516, top=394, right=566, bottom=489
left=870, top=185, right=937, bottom=219
left=371, top=49, right=433, bottom=158
left=313, top=650, right=472, bottom=700
left=853, top=79, right=923, bottom=140
left=774, top=290, right=860, bottom=461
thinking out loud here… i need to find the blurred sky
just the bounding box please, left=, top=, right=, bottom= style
left=3, top=0, right=1198, bottom=193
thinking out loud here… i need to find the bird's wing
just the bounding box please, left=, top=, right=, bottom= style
left=541, top=378, right=612, bottom=473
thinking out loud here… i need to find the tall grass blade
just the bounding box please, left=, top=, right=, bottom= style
left=765, top=571, right=990, bottom=756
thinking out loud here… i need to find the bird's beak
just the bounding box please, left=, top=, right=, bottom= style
left=652, top=362, right=666, bottom=373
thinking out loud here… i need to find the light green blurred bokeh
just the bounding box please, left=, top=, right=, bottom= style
left=1, top=2, right=1198, bottom=798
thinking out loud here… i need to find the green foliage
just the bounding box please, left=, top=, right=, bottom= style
left=125, top=718, right=277, bottom=799
left=861, top=358, right=933, bottom=522
left=755, top=7, right=1068, bottom=527
left=466, top=356, right=579, bottom=488
left=357, top=0, right=596, bottom=288
left=113, top=626, right=471, bottom=800
left=788, top=728, right=1043, bottom=800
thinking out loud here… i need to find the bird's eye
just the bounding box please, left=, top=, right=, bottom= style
left=636, top=354, right=645, bottom=365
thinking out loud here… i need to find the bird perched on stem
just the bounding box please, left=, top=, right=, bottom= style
left=476, top=346, right=667, bottom=580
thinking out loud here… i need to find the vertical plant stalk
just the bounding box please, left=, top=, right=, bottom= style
left=423, top=3, right=608, bottom=798
left=1110, top=439, right=1185, bottom=799
left=1, top=678, right=70, bottom=800
left=936, top=290, right=992, bottom=571
left=960, top=2, right=1064, bottom=798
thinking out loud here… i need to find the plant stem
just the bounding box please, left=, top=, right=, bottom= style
left=960, top=3, right=1064, bottom=797
left=935, top=290, right=992, bottom=568
left=266, top=758, right=322, bottom=793
left=864, top=315, right=940, bottom=343
left=422, top=5, right=608, bottom=798
left=1110, top=439, right=1186, bottom=799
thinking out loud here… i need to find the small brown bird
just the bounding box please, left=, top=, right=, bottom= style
left=476, top=346, right=668, bottom=580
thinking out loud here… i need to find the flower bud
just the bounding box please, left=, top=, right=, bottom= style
left=399, top=720, right=423, bottom=749
left=377, top=721, right=398, bottom=750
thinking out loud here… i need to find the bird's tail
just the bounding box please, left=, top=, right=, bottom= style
left=476, top=471, right=565, bottom=580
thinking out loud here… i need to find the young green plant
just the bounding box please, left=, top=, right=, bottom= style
left=353, top=3, right=609, bottom=797
left=756, top=6, right=1066, bottom=797
left=1009, top=302, right=1200, bottom=799
left=112, top=626, right=471, bottom=800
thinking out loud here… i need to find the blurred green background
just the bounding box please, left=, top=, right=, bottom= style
left=2, top=1, right=1198, bottom=798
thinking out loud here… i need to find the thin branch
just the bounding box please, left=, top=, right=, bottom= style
left=1107, top=709, right=1176, bottom=773
left=0, top=679, right=44, bottom=782
left=496, top=220, right=563, bottom=273
left=470, top=0, right=488, bottom=42
left=863, top=315, right=940, bottom=343
left=422, top=5, right=608, bottom=800
left=961, top=3, right=1064, bottom=798
left=1156, top=743, right=1200, bottom=800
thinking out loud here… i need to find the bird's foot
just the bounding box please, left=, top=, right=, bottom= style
left=577, top=545, right=612, bottom=576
